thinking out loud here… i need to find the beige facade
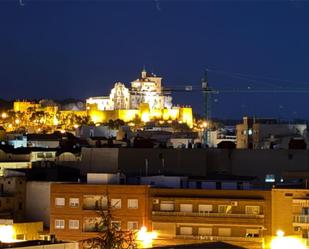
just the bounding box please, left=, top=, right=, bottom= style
left=150, top=188, right=271, bottom=248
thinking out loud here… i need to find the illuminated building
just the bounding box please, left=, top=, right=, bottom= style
left=86, top=70, right=193, bottom=128
left=50, top=184, right=150, bottom=241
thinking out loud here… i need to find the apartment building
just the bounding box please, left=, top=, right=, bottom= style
left=50, top=184, right=150, bottom=241
left=50, top=183, right=309, bottom=248
left=272, top=188, right=309, bottom=243
left=150, top=188, right=271, bottom=248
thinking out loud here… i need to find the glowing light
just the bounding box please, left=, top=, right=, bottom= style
left=0, top=225, right=14, bottom=242
left=73, top=124, right=79, bottom=129
left=60, top=130, right=66, bottom=134
left=15, top=119, right=20, bottom=125
left=136, top=226, right=157, bottom=248
left=270, top=230, right=306, bottom=249
left=271, top=236, right=306, bottom=249
left=1, top=113, right=7, bottom=119
left=276, top=230, right=284, bottom=237
left=53, top=116, right=59, bottom=126
left=141, top=112, right=150, bottom=123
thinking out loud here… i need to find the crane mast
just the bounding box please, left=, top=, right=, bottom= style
left=202, top=69, right=212, bottom=146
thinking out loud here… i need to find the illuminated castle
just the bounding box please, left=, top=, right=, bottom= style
left=86, top=70, right=193, bottom=127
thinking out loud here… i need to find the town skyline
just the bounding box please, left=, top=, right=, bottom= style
left=1, top=1, right=309, bottom=119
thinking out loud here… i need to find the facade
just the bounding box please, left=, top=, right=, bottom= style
left=26, top=181, right=53, bottom=228
left=0, top=176, right=26, bottom=220
left=0, top=241, right=78, bottom=249
left=236, top=116, right=307, bottom=149
left=150, top=188, right=270, bottom=248
left=50, top=183, right=309, bottom=248
left=208, top=127, right=236, bottom=148
left=130, top=70, right=172, bottom=110
left=50, top=184, right=150, bottom=241
left=86, top=70, right=193, bottom=128
left=0, top=219, right=43, bottom=242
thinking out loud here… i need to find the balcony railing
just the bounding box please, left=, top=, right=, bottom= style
left=293, top=215, right=309, bottom=224
left=175, top=235, right=263, bottom=243
left=152, top=211, right=264, bottom=219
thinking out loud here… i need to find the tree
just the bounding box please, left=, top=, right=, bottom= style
left=82, top=199, right=137, bottom=249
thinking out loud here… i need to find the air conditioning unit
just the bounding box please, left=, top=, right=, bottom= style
left=231, top=201, right=238, bottom=206
left=153, top=199, right=159, bottom=204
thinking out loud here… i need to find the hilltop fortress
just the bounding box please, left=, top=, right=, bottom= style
left=86, top=70, right=193, bottom=127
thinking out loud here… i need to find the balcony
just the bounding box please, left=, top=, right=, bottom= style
left=293, top=215, right=309, bottom=227
left=175, top=235, right=263, bottom=243
left=152, top=211, right=264, bottom=219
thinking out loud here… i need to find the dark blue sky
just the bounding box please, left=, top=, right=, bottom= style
left=1, top=0, right=309, bottom=119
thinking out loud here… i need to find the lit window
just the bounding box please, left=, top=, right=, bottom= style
left=69, top=220, right=79, bottom=230
left=127, top=221, right=138, bottom=230
left=160, top=201, right=174, bottom=211
left=55, top=219, right=65, bottom=229
left=246, top=229, right=259, bottom=237
left=180, top=204, right=193, bottom=212
left=180, top=227, right=192, bottom=235
left=69, top=198, right=79, bottom=208
left=199, top=204, right=213, bottom=213
left=218, top=228, right=231, bottom=237
left=55, top=197, right=65, bottom=207
left=245, top=206, right=260, bottom=215
left=111, top=199, right=121, bottom=209
left=265, top=174, right=275, bottom=183
left=198, top=227, right=212, bottom=236
left=218, top=205, right=232, bottom=214
left=127, top=199, right=138, bottom=209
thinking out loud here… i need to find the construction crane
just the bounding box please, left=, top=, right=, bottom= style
left=162, top=69, right=309, bottom=146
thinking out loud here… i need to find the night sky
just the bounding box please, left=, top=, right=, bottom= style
left=1, top=0, right=309, bottom=120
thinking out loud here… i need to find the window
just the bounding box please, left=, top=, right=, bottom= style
left=180, top=227, right=192, bottom=235
left=111, top=199, right=121, bottom=209
left=69, top=198, right=79, bottom=208
left=127, top=221, right=138, bottom=230
left=198, top=227, right=212, bottom=236
left=16, top=234, right=25, bottom=240
left=55, top=219, right=65, bottom=229
left=218, top=205, right=232, bottom=214
left=55, top=197, right=65, bottom=207
left=265, top=174, right=275, bottom=183
left=199, top=204, right=213, bottom=213
left=160, top=202, right=174, bottom=211
left=69, top=220, right=79, bottom=230
left=111, top=221, right=121, bottom=230
left=246, top=229, right=259, bottom=238
left=46, top=152, right=53, bottom=158
left=127, top=199, right=138, bottom=209
left=218, top=228, right=231, bottom=237
left=180, top=204, right=193, bottom=212
left=245, top=206, right=260, bottom=215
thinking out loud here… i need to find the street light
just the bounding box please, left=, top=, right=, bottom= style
left=270, top=230, right=306, bottom=249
